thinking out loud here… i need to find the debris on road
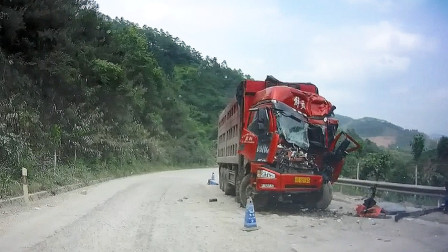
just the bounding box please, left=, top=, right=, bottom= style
left=355, top=185, right=386, bottom=218
left=209, top=198, right=217, bottom=202
left=356, top=204, right=384, bottom=218
left=80, top=190, right=87, bottom=195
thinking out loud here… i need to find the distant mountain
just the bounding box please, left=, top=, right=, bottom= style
left=335, top=115, right=437, bottom=150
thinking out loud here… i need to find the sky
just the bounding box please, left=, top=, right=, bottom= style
left=95, top=0, right=448, bottom=136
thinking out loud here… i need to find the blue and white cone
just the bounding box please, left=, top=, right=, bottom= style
left=207, top=172, right=218, bottom=185
left=243, top=197, right=259, bottom=231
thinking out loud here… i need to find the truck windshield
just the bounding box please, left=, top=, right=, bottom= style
left=274, top=105, right=309, bottom=150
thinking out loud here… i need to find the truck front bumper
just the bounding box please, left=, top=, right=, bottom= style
left=251, top=163, right=323, bottom=193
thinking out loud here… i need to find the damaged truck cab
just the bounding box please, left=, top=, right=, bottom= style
left=217, top=76, right=359, bottom=209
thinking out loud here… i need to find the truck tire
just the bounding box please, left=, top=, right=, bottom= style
left=314, top=182, right=333, bottom=210
left=239, top=174, right=270, bottom=210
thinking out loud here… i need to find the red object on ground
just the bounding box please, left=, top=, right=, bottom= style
left=356, top=204, right=383, bottom=218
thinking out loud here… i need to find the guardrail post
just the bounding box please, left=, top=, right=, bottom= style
left=356, top=162, right=360, bottom=180
left=22, top=168, right=29, bottom=204
left=415, top=165, right=418, bottom=185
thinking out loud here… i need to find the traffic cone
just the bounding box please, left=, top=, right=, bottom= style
left=243, top=197, right=258, bottom=231
left=207, top=172, right=218, bottom=185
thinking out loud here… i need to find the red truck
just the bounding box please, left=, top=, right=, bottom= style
left=217, top=76, right=359, bottom=209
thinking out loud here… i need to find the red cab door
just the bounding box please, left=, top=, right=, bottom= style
left=238, top=107, right=278, bottom=163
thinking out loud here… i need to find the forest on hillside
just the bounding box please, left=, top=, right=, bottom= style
left=0, top=0, right=248, bottom=197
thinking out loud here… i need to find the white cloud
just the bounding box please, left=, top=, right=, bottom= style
left=284, top=21, right=428, bottom=85
left=364, top=21, right=423, bottom=52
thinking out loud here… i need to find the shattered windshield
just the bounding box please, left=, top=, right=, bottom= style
left=274, top=103, right=309, bottom=150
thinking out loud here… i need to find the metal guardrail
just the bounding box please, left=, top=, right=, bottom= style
left=336, top=178, right=446, bottom=197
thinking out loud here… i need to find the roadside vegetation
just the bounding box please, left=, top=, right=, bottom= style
left=341, top=130, right=448, bottom=187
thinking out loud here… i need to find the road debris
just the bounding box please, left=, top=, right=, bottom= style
left=355, top=185, right=385, bottom=218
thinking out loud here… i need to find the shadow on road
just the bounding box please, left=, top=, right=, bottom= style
left=257, top=202, right=347, bottom=219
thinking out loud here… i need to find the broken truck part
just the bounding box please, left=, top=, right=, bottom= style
left=217, top=76, right=360, bottom=209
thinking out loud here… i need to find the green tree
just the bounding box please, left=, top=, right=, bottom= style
left=435, top=136, right=448, bottom=182
left=388, top=157, right=413, bottom=184
left=437, top=136, right=448, bottom=159
left=360, top=153, right=392, bottom=181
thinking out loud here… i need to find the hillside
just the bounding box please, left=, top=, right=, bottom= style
left=335, top=115, right=436, bottom=150
left=0, top=0, right=245, bottom=191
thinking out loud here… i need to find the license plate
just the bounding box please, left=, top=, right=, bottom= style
left=295, top=177, right=311, bottom=184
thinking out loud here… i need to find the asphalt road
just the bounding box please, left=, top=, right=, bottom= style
left=0, top=168, right=447, bottom=252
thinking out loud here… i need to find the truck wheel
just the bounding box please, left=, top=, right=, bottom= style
left=239, top=174, right=270, bottom=210
left=314, top=182, right=333, bottom=210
